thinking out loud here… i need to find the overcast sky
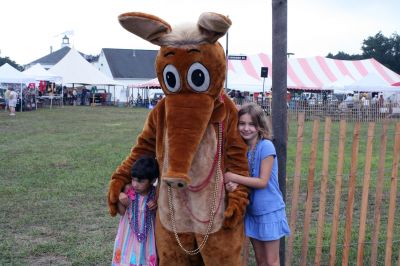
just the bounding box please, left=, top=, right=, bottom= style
left=1, top=0, right=399, bottom=65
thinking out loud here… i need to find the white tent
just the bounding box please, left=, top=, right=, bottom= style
left=50, top=48, right=120, bottom=85
left=0, top=63, right=35, bottom=83
left=345, top=72, right=400, bottom=93
left=227, top=54, right=400, bottom=91
left=226, top=69, right=272, bottom=93
left=23, top=63, right=62, bottom=83
left=322, top=75, right=355, bottom=94
left=0, top=63, right=35, bottom=112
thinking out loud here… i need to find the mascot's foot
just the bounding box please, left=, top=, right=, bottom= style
left=163, top=177, right=188, bottom=189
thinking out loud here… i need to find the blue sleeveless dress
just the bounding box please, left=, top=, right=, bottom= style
left=245, top=139, right=290, bottom=241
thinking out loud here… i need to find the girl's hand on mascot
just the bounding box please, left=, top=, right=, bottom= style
left=225, top=181, right=238, bottom=192
left=119, top=192, right=129, bottom=207
left=147, top=200, right=158, bottom=211
left=108, top=179, right=126, bottom=216
left=224, top=172, right=236, bottom=183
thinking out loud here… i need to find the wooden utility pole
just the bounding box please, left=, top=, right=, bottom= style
left=271, top=1, right=288, bottom=265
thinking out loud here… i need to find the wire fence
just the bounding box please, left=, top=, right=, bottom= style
left=241, top=100, right=399, bottom=123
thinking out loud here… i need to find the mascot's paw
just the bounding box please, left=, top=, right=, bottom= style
left=223, top=190, right=249, bottom=229
left=107, top=179, right=126, bottom=217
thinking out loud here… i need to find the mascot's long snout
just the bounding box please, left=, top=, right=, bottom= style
left=162, top=93, right=214, bottom=189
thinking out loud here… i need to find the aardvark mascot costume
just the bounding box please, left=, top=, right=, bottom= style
left=107, top=12, right=250, bottom=266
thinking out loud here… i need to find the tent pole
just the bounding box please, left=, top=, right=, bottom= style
left=61, top=84, right=64, bottom=108
left=20, top=82, right=23, bottom=112
left=262, top=77, right=265, bottom=109
left=35, top=86, right=38, bottom=110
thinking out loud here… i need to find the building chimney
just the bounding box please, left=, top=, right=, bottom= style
left=50, top=46, right=53, bottom=54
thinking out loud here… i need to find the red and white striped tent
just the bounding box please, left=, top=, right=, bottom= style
left=227, top=53, right=400, bottom=92
left=129, top=77, right=160, bottom=89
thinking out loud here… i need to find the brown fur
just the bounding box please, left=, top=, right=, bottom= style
left=108, top=12, right=249, bottom=265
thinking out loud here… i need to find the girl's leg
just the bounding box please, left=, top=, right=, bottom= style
left=10, top=106, right=16, bottom=115
left=250, top=238, right=280, bottom=266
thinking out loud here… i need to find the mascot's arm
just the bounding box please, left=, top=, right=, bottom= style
left=222, top=99, right=250, bottom=229
left=107, top=108, right=158, bottom=216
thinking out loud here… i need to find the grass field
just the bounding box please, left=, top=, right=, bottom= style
left=0, top=106, right=398, bottom=265
left=1, top=106, right=147, bottom=265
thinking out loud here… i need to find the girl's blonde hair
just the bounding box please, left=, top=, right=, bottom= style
left=238, top=102, right=272, bottom=140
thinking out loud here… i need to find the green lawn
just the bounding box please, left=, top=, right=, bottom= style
left=0, top=106, right=398, bottom=265
left=0, top=106, right=147, bottom=265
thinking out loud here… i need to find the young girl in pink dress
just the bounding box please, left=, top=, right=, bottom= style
left=112, top=156, right=159, bottom=266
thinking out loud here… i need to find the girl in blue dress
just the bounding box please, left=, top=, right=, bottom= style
left=224, top=102, right=290, bottom=266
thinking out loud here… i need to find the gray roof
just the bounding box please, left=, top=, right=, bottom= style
left=27, top=47, right=157, bottom=79
left=28, top=47, right=98, bottom=66
left=102, top=48, right=157, bottom=79
left=30, top=46, right=71, bottom=65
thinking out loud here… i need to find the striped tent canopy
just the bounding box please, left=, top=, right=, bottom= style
left=129, top=77, right=160, bottom=89
left=227, top=53, right=400, bottom=91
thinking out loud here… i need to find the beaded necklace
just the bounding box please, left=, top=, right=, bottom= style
left=248, top=139, right=260, bottom=177
left=128, top=186, right=156, bottom=242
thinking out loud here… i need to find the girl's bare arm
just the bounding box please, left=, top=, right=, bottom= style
left=224, top=156, right=274, bottom=189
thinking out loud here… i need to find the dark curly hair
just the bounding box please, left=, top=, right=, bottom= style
left=131, top=155, right=160, bottom=182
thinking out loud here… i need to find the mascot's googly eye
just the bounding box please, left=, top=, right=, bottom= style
left=163, top=65, right=181, bottom=93
left=187, top=62, right=210, bottom=92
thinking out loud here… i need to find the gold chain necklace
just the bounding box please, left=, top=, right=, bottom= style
left=167, top=122, right=223, bottom=255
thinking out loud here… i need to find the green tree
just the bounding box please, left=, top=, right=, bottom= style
left=326, top=31, right=400, bottom=74
left=387, top=32, right=400, bottom=74
left=0, top=56, right=23, bottom=71
left=326, top=51, right=364, bottom=60
left=361, top=31, right=400, bottom=73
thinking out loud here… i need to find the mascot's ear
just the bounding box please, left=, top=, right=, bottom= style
left=118, top=12, right=172, bottom=46
left=198, top=12, right=232, bottom=43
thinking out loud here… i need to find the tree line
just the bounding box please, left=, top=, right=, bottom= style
left=0, top=56, right=23, bottom=71
left=327, top=31, right=400, bottom=74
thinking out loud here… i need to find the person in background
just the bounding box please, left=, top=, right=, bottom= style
left=224, top=102, right=290, bottom=266
left=4, top=87, right=11, bottom=113
left=67, top=90, right=73, bottom=105
left=136, top=93, right=143, bottom=106
left=371, top=94, right=378, bottom=106
left=63, top=88, right=68, bottom=105
left=378, top=94, right=384, bottom=107
left=378, top=94, right=386, bottom=118
left=72, top=88, right=77, bottom=106
left=112, top=156, right=159, bottom=266
left=81, top=87, right=88, bottom=105
left=8, top=87, right=18, bottom=116
left=287, top=92, right=292, bottom=108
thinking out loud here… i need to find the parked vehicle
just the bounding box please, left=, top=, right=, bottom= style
left=90, top=89, right=111, bottom=105
left=150, top=92, right=164, bottom=105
